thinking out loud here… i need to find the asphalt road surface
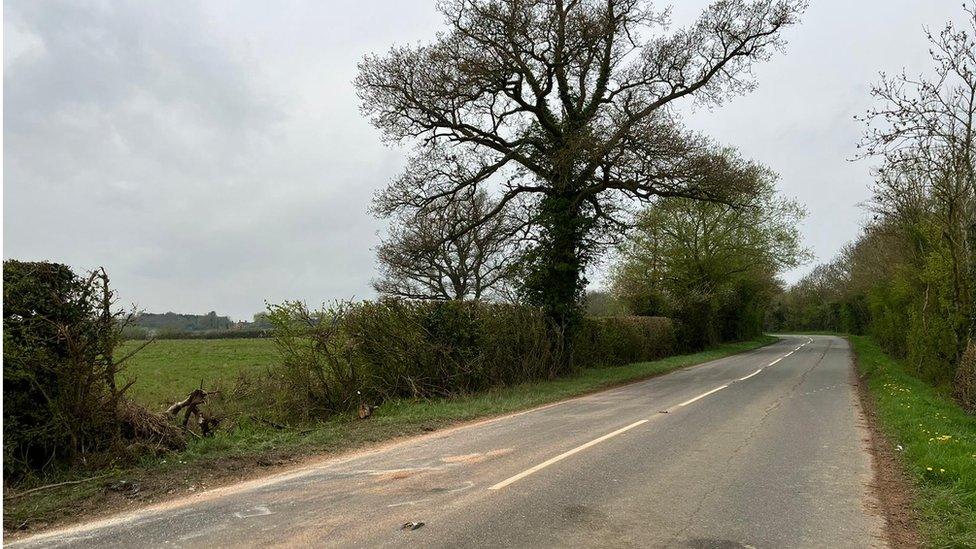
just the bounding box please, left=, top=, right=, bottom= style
left=11, top=335, right=886, bottom=548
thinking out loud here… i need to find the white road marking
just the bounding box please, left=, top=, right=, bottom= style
left=233, top=505, right=273, bottom=519
left=678, top=385, right=728, bottom=407
left=489, top=336, right=809, bottom=492
left=738, top=368, right=763, bottom=381
left=488, top=419, right=648, bottom=490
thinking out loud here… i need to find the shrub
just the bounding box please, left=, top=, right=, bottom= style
left=261, top=300, right=359, bottom=421
left=263, top=299, right=675, bottom=421
left=347, top=299, right=565, bottom=398
left=3, top=261, right=182, bottom=480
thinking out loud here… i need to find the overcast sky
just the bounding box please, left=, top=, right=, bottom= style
left=3, top=1, right=968, bottom=320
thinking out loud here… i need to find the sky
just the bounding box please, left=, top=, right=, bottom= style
left=3, top=0, right=969, bottom=320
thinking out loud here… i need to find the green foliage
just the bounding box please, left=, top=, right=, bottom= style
left=519, top=195, right=592, bottom=335
left=573, top=316, right=675, bottom=368
left=261, top=299, right=676, bottom=421
left=5, top=261, right=87, bottom=477
left=132, top=311, right=233, bottom=332
left=835, top=3, right=976, bottom=406
left=852, top=336, right=976, bottom=547
left=611, top=173, right=806, bottom=350
left=954, top=343, right=976, bottom=413
left=348, top=299, right=564, bottom=398
left=5, top=336, right=774, bottom=531
left=775, top=217, right=968, bottom=393
left=2, top=261, right=146, bottom=479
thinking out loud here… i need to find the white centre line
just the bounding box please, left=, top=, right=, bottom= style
left=490, top=339, right=810, bottom=491
left=489, top=419, right=648, bottom=490
left=738, top=368, right=763, bottom=381
left=677, top=384, right=728, bottom=407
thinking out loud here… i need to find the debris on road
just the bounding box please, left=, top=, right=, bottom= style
left=401, top=521, right=425, bottom=531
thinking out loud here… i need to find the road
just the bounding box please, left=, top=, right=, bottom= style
left=11, top=335, right=886, bottom=548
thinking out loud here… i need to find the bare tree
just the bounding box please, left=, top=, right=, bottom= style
left=373, top=189, right=521, bottom=300
left=356, top=0, right=805, bottom=332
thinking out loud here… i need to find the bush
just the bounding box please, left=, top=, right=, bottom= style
left=3, top=261, right=182, bottom=480
left=263, top=299, right=676, bottom=421
left=260, top=300, right=360, bottom=420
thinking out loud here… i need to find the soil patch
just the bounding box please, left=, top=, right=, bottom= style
left=851, top=349, right=922, bottom=549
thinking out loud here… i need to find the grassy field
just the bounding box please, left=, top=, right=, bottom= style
left=6, top=335, right=776, bottom=534
left=851, top=335, right=976, bottom=548
left=119, top=338, right=278, bottom=409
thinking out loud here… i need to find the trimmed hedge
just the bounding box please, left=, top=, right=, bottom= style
left=263, top=299, right=676, bottom=420
left=575, top=315, right=675, bottom=368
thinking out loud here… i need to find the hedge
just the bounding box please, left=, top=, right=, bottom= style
left=262, top=299, right=676, bottom=420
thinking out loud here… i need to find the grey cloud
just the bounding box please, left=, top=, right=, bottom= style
left=3, top=0, right=968, bottom=318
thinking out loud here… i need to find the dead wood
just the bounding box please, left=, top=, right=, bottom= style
left=3, top=474, right=113, bottom=500
left=166, top=387, right=221, bottom=436
left=358, top=403, right=378, bottom=419
left=118, top=399, right=186, bottom=450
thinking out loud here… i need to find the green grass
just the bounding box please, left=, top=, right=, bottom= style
left=851, top=335, right=976, bottom=548
left=119, top=338, right=278, bottom=409
left=6, top=336, right=776, bottom=533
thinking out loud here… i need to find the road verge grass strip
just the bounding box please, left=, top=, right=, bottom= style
left=850, top=335, right=976, bottom=548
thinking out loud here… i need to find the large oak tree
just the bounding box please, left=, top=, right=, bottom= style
left=356, top=0, right=805, bottom=332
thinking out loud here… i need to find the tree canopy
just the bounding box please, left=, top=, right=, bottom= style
left=373, top=189, right=521, bottom=300
left=611, top=169, right=807, bottom=347
left=357, top=0, right=806, bottom=330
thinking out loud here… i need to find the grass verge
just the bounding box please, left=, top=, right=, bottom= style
left=850, top=335, right=976, bottom=548
left=4, top=335, right=776, bottom=536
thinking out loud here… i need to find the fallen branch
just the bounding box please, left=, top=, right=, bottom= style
left=4, top=473, right=113, bottom=500
left=167, top=386, right=221, bottom=436
left=251, top=416, right=288, bottom=430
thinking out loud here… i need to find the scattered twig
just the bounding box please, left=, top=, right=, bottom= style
left=250, top=416, right=288, bottom=430
left=4, top=473, right=113, bottom=500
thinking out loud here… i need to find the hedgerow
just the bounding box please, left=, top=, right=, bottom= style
left=259, top=299, right=676, bottom=420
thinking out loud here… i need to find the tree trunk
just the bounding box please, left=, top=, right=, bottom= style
left=523, top=194, right=588, bottom=371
